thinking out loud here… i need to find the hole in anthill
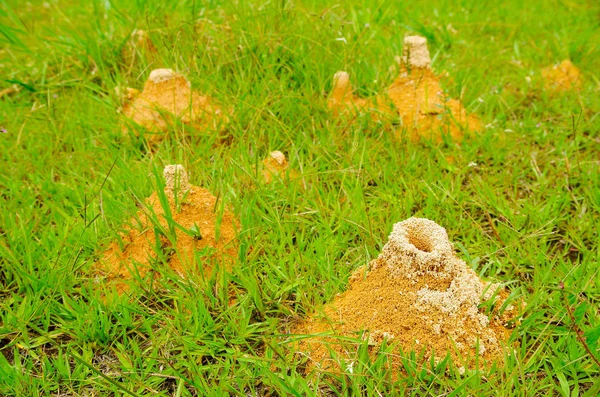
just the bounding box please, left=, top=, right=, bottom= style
left=408, top=232, right=433, bottom=253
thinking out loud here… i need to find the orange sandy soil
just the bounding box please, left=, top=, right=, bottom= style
left=97, top=185, right=238, bottom=294
left=328, top=37, right=480, bottom=142
left=291, top=218, right=520, bottom=376
left=541, top=59, right=582, bottom=92
left=261, top=151, right=299, bottom=183
left=120, top=69, right=230, bottom=143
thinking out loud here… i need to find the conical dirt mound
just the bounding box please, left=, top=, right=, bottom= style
left=97, top=165, right=239, bottom=293
left=120, top=69, right=230, bottom=143
left=541, top=59, right=582, bottom=92
left=293, top=218, right=520, bottom=374
left=328, top=36, right=480, bottom=141
left=260, top=151, right=300, bottom=183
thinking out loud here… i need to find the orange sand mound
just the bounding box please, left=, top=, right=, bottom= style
left=293, top=218, right=519, bottom=374
left=261, top=151, right=299, bottom=183
left=541, top=59, right=582, bottom=92
left=98, top=165, right=238, bottom=293
left=328, top=36, right=480, bottom=142
left=120, top=69, right=230, bottom=143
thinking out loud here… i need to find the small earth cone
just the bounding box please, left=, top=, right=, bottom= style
left=120, top=69, right=230, bottom=143
left=541, top=59, right=582, bottom=92
left=261, top=151, right=299, bottom=183
left=97, top=165, right=239, bottom=293
left=328, top=36, right=480, bottom=141
left=292, top=218, right=520, bottom=375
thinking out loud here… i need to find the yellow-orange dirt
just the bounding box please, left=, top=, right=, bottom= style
left=120, top=69, right=230, bottom=143
left=261, top=151, right=299, bottom=183
left=97, top=165, right=239, bottom=293
left=292, top=218, right=520, bottom=375
left=541, top=59, right=582, bottom=92
left=328, top=36, right=480, bottom=142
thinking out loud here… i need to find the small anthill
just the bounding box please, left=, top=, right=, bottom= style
left=97, top=165, right=238, bottom=294
left=541, top=59, right=582, bottom=92
left=293, top=218, right=521, bottom=375
left=261, top=151, right=299, bottom=183
left=328, top=36, right=480, bottom=141
left=120, top=69, right=230, bottom=143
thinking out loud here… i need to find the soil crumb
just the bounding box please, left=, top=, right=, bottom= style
left=328, top=36, right=480, bottom=141
left=120, top=69, right=230, bottom=143
left=541, top=59, right=582, bottom=92
left=97, top=165, right=239, bottom=293
left=293, top=218, right=519, bottom=375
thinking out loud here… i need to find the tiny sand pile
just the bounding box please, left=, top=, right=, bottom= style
left=328, top=36, right=480, bottom=141
left=294, top=218, right=519, bottom=374
left=98, top=165, right=238, bottom=293
left=121, top=69, right=229, bottom=143
left=261, top=151, right=299, bottom=183
left=541, top=59, right=582, bottom=92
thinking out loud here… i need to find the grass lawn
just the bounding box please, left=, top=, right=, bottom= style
left=1, top=0, right=599, bottom=395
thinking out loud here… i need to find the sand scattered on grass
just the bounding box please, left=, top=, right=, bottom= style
left=120, top=69, right=230, bottom=143
left=293, top=218, right=519, bottom=374
left=97, top=165, right=238, bottom=293
left=328, top=36, right=480, bottom=141
left=541, top=59, right=582, bottom=92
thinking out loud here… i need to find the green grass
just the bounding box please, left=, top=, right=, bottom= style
left=1, top=0, right=599, bottom=395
